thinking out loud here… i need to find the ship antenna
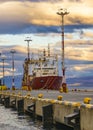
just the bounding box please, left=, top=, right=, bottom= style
left=57, top=8, right=69, bottom=91
left=48, top=44, right=50, bottom=57
left=24, top=37, right=32, bottom=60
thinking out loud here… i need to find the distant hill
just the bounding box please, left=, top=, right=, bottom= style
left=67, top=76, right=93, bottom=89
left=1, top=75, right=93, bottom=89
left=0, top=75, right=23, bottom=89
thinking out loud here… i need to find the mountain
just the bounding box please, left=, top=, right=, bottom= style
left=0, top=75, right=23, bottom=89
left=67, top=76, right=93, bottom=89
left=1, top=75, right=93, bottom=89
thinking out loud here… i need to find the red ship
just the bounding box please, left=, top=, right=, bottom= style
left=22, top=44, right=62, bottom=90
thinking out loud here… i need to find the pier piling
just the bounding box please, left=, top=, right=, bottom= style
left=4, top=96, right=10, bottom=108
left=0, top=95, right=5, bottom=105
left=17, top=99, right=24, bottom=115
left=26, top=103, right=36, bottom=119
left=64, top=109, right=80, bottom=129
left=42, top=104, right=53, bottom=129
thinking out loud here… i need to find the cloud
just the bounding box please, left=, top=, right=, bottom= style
left=66, top=43, right=93, bottom=61
left=0, top=0, right=93, bottom=34
left=0, top=42, right=93, bottom=79
left=0, top=0, right=93, bottom=79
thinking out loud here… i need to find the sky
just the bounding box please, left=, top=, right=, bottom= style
left=0, top=0, right=93, bottom=87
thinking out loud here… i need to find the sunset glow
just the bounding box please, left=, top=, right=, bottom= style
left=0, top=0, right=93, bottom=82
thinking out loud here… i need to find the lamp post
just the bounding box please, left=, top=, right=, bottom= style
left=1, top=56, right=6, bottom=86
left=24, top=37, right=32, bottom=60
left=24, top=37, right=32, bottom=90
left=10, top=49, right=16, bottom=90
left=0, top=53, right=2, bottom=86
left=57, top=8, right=69, bottom=91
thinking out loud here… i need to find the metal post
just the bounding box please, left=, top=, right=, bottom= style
left=24, top=37, right=32, bottom=90
left=10, top=49, right=16, bottom=90
left=57, top=8, right=69, bottom=91
left=0, top=53, right=2, bottom=87
left=2, top=56, right=5, bottom=86
left=24, top=37, right=32, bottom=60
left=2, top=58, right=5, bottom=86
left=48, top=44, right=50, bottom=57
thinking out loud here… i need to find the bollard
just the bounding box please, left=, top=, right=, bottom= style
left=62, top=83, right=68, bottom=93
left=57, top=95, right=63, bottom=101
left=59, top=87, right=63, bottom=93
left=4, top=96, right=10, bottom=108
left=84, top=97, right=92, bottom=104
left=38, top=93, right=43, bottom=98
left=42, top=104, right=53, bottom=129
left=17, top=99, right=24, bottom=115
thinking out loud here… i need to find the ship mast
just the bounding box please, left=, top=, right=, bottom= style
left=57, top=8, right=69, bottom=90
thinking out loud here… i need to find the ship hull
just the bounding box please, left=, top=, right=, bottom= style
left=30, top=76, right=62, bottom=90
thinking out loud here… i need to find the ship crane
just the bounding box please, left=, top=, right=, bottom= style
left=57, top=8, right=69, bottom=92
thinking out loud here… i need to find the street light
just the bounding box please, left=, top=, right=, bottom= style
left=10, top=49, right=16, bottom=90
left=1, top=56, right=6, bottom=86
left=24, top=37, right=32, bottom=91
left=57, top=8, right=69, bottom=92
left=24, top=37, right=32, bottom=60
left=0, top=53, right=1, bottom=86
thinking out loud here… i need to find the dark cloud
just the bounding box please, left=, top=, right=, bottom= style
left=0, top=20, right=93, bottom=34
left=65, top=24, right=93, bottom=33
left=0, top=0, right=92, bottom=34
left=0, top=23, right=25, bottom=34
left=0, top=22, right=60, bottom=34
left=66, top=59, right=93, bottom=65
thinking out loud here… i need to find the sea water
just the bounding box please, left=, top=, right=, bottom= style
left=0, top=104, right=62, bottom=130
left=0, top=104, right=43, bottom=130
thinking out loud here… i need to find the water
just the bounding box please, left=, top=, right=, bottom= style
left=0, top=104, right=42, bottom=130
left=0, top=105, right=62, bottom=130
